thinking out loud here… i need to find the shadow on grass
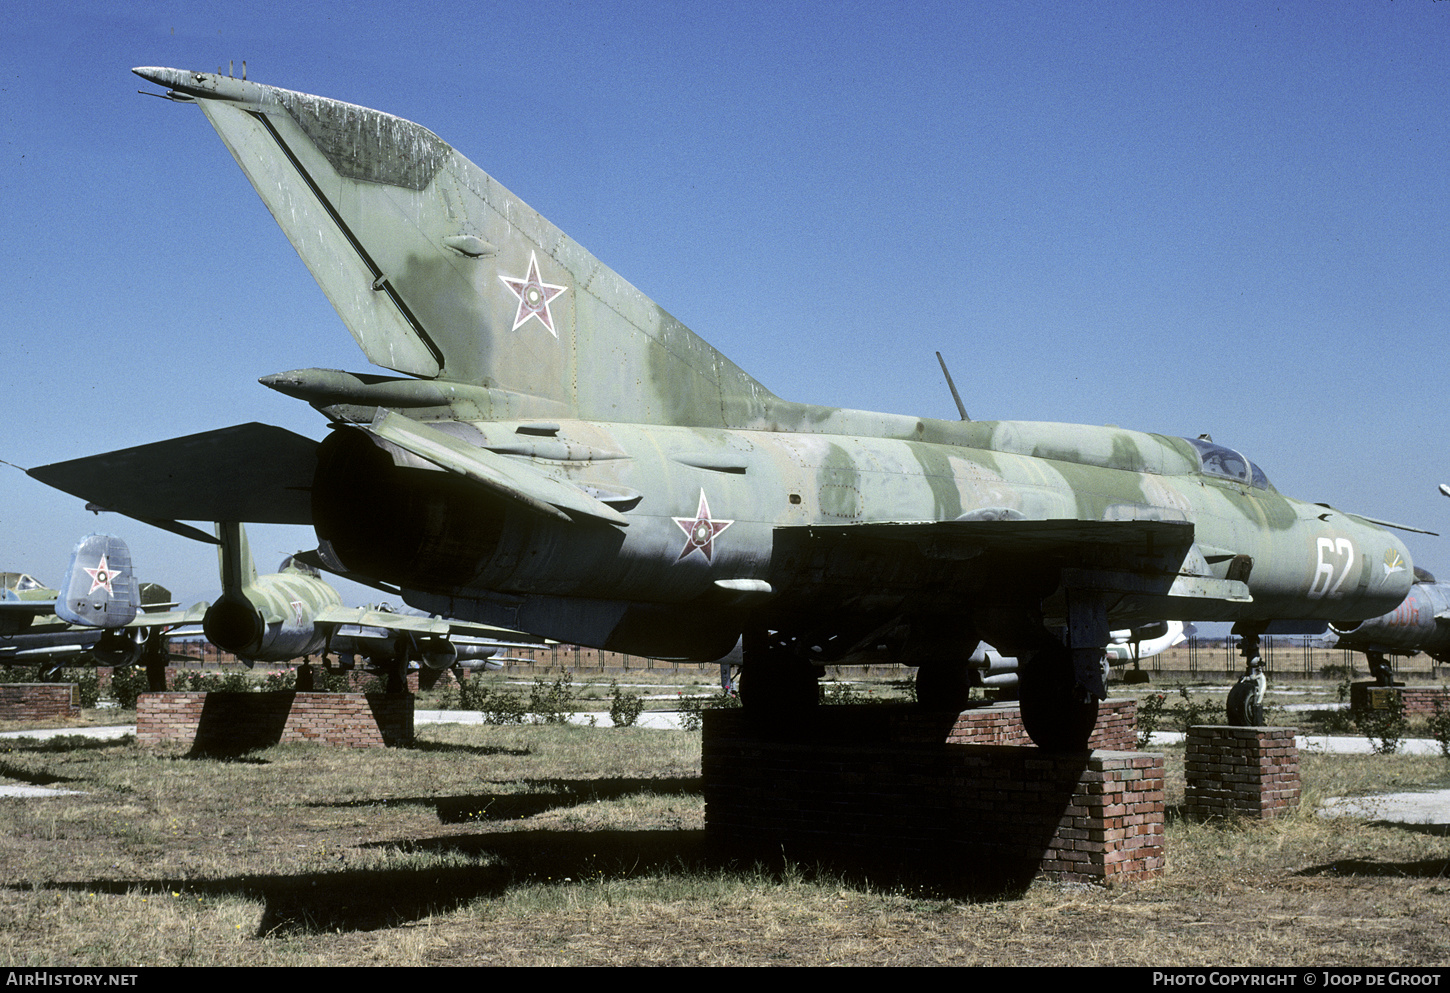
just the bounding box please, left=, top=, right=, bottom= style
left=1297, top=856, right=1450, bottom=878
left=432, top=776, right=702, bottom=823
left=0, top=760, right=84, bottom=787
left=402, top=739, right=534, bottom=758
left=305, top=776, right=702, bottom=819
left=13, top=824, right=1020, bottom=937
left=0, top=735, right=133, bottom=753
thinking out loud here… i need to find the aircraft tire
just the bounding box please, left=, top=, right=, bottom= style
left=1019, top=645, right=1098, bottom=752
left=739, top=661, right=820, bottom=726
left=915, top=662, right=973, bottom=713
left=1226, top=679, right=1265, bottom=726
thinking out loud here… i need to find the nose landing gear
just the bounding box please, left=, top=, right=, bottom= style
left=1226, top=623, right=1267, bottom=726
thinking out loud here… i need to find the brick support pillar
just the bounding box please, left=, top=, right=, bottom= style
left=0, top=684, right=80, bottom=722
left=1184, top=725, right=1299, bottom=820
left=703, top=706, right=1164, bottom=887
left=136, top=692, right=414, bottom=751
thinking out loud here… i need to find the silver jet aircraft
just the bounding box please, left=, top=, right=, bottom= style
left=1, top=533, right=204, bottom=677
left=29, top=67, right=1420, bottom=749
left=1324, top=568, right=1450, bottom=687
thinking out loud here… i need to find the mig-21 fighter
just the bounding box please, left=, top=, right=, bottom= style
left=29, top=68, right=1420, bottom=749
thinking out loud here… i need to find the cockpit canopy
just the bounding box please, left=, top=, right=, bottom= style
left=1, top=572, right=46, bottom=593
left=1184, top=438, right=1273, bottom=491
left=278, top=554, right=320, bottom=578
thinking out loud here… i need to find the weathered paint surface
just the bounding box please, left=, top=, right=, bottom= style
left=36, top=69, right=1417, bottom=665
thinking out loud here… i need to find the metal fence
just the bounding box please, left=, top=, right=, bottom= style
left=1140, top=636, right=1434, bottom=682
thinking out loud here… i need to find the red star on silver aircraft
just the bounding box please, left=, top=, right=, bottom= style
left=673, top=490, right=734, bottom=562
left=84, top=555, right=117, bottom=595
left=499, top=250, right=567, bottom=336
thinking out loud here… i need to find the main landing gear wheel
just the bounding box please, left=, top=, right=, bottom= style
left=738, top=662, right=821, bottom=729
left=915, top=662, right=973, bottom=713
left=1226, top=673, right=1265, bottom=726
left=1018, top=644, right=1098, bottom=752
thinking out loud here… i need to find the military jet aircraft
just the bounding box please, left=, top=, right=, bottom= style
left=27, top=67, right=1421, bottom=750
left=200, top=522, right=542, bottom=691
left=1, top=533, right=204, bottom=678
left=1318, top=486, right=1450, bottom=689
left=1323, top=568, right=1450, bottom=687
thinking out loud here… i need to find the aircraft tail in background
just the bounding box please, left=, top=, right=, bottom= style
left=55, top=534, right=139, bottom=629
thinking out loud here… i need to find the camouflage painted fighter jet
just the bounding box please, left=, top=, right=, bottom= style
left=201, top=522, right=541, bottom=691
left=1, top=534, right=204, bottom=678
left=27, top=68, right=1423, bottom=749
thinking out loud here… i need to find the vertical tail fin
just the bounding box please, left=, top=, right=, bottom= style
left=135, top=67, right=780, bottom=428
left=56, top=534, right=139, bottom=628
left=215, top=522, right=258, bottom=595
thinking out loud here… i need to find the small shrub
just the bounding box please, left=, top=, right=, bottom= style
left=891, top=676, right=918, bottom=705
left=1336, top=674, right=1353, bottom=705
left=263, top=671, right=297, bottom=691
left=677, top=689, right=740, bottom=732
left=1170, top=686, right=1217, bottom=732
left=528, top=670, right=575, bottom=724
left=1354, top=688, right=1408, bottom=755
left=485, top=688, right=529, bottom=724
left=434, top=677, right=526, bottom=722
left=1321, top=705, right=1354, bottom=735
left=822, top=679, right=861, bottom=705
left=608, top=681, right=645, bottom=728
left=109, top=668, right=152, bottom=710
left=170, top=670, right=253, bottom=693
left=1428, top=691, right=1450, bottom=760
left=1135, top=693, right=1167, bottom=748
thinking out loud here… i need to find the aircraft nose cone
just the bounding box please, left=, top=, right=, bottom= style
left=133, top=66, right=191, bottom=89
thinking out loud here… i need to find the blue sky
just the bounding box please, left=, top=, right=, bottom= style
left=3, top=0, right=1448, bottom=615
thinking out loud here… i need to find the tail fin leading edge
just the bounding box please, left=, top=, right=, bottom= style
left=135, top=67, right=778, bottom=428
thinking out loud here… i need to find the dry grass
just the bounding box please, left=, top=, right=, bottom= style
left=2, top=681, right=1450, bottom=965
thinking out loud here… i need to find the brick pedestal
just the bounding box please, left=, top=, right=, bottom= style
left=136, top=692, right=414, bottom=751
left=1349, top=683, right=1450, bottom=717
left=1184, top=725, right=1299, bottom=820
left=0, top=684, right=80, bottom=722
left=1400, top=685, right=1450, bottom=716
left=703, top=706, right=1164, bottom=888
left=941, top=698, right=1137, bottom=750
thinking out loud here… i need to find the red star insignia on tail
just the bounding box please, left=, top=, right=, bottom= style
left=673, top=489, right=734, bottom=563
left=84, top=555, right=117, bottom=595
left=499, top=250, right=567, bottom=337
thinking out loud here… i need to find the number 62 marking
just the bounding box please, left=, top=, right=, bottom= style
left=1308, top=537, right=1355, bottom=599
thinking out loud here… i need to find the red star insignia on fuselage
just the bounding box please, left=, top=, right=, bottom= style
left=84, top=555, right=116, bottom=595
left=673, top=490, right=734, bottom=563
left=499, top=250, right=567, bottom=337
